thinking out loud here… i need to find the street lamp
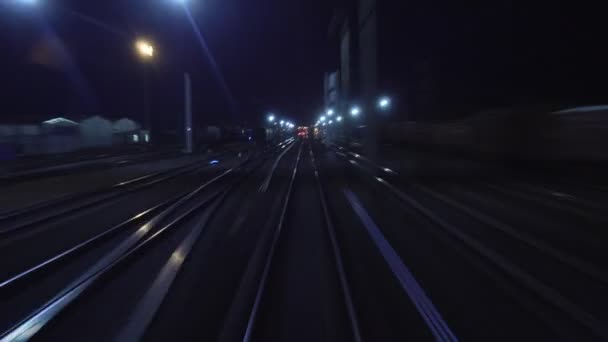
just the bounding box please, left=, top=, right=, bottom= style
left=378, top=96, right=391, bottom=110
left=135, top=39, right=155, bottom=60
left=328, top=120, right=333, bottom=125
left=280, top=120, right=285, bottom=126
left=336, top=116, right=343, bottom=122
left=320, top=116, right=326, bottom=122
left=350, top=106, right=361, bottom=117
left=327, top=109, right=334, bottom=116
left=267, top=114, right=275, bottom=123
left=134, top=38, right=156, bottom=136
left=16, top=0, right=38, bottom=5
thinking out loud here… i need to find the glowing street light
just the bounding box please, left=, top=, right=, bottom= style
left=280, top=120, right=285, bottom=126
left=135, top=39, right=155, bottom=60
left=378, top=96, right=391, bottom=110
left=327, top=109, right=334, bottom=116
left=320, top=116, right=326, bottom=122
left=267, top=114, right=275, bottom=122
left=350, top=106, right=361, bottom=116
left=15, top=0, right=38, bottom=5
left=9, top=0, right=38, bottom=6
left=336, top=116, right=343, bottom=122
left=328, top=120, right=333, bottom=124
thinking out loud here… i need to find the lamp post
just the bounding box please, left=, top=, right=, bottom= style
left=134, top=39, right=155, bottom=134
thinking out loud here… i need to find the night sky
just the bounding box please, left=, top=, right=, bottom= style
left=0, top=0, right=334, bottom=129
left=1, top=1, right=607, bottom=130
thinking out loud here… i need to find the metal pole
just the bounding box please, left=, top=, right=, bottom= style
left=184, top=72, right=193, bottom=154
left=143, top=65, right=151, bottom=132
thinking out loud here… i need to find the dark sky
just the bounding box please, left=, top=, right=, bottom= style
left=2, top=1, right=606, bottom=130
left=0, top=0, right=334, bottom=129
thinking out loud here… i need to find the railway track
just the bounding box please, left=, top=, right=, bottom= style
left=0, top=147, right=251, bottom=235
left=3, top=139, right=606, bottom=341
left=216, top=141, right=364, bottom=342
left=329, top=142, right=608, bottom=340
left=0, top=140, right=295, bottom=341
left=0, top=149, right=183, bottom=184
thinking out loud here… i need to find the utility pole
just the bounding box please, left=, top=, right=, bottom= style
left=184, top=72, right=193, bottom=154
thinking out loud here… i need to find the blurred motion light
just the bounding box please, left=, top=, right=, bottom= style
left=350, top=106, right=361, bottom=116
left=13, top=0, right=38, bottom=5
left=135, top=39, right=155, bottom=59
left=378, top=96, right=391, bottom=110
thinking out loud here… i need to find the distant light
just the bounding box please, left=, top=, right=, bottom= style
left=13, top=0, right=37, bottom=5
left=267, top=114, right=275, bottom=122
left=209, top=160, right=220, bottom=165
left=186, top=127, right=192, bottom=132
left=12, top=0, right=39, bottom=6
left=248, top=136, right=252, bottom=141
left=144, top=134, right=150, bottom=143
left=336, top=116, right=343, bottom=122
left=378, top=96, right=391, bottom=110
left=350, top=106, right=361, bottom=116
left=135, top=39, right=154, bottom=59
left=328, top=120, right=333, bottom=124
left=327, top=109, right=334, bottom=116
left=132, top=134, right=139, bottom=143
left=322, top=122, right=327, bottom=126
left=320, top=116, right=326, bottom=122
